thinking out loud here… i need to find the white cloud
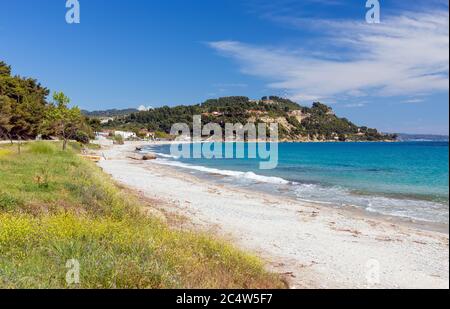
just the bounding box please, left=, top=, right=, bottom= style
left=402, top=98, right=425, bottom=104
left=208, top=9, right=449, bottom=102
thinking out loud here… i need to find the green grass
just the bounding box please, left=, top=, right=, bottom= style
left=0, top=142, right=284, bottom=288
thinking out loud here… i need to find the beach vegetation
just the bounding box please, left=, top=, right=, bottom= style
left=112, top=134, right=124, bottom=145
left=42, top=92, right=91, bottom=150
left=0, top=142, right=284, bottom=288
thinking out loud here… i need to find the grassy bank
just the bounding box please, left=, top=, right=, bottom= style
left=0, top=142, right=284, bottom=288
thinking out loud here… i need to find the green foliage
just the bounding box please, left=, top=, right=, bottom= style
left=73, top=130, right=90, bottom=144
left=0, top=62, right=49, bottom=140
left=0, top=96, right=13, bottom=140
left=262, top=96, right=302, bottom=110
left=87, top=118, right=101, bottom=133
left=338, top=134, right=347, bottom=142
left=0, top=61, right=12, bottom=76
left=287, top=116, right=301, bottom=127
left=42, top=92, right=88, bottom=150
left=0, top=192, right=23, bottom=212
left=112, top=134, right=124, bottom=145
left=82, top=108, right=138, bottom=117
left=28, top=142, right=56, bottom=155
left=154, top=131, right=174, bottom=139
left=0, top=61, right=93, bottom=145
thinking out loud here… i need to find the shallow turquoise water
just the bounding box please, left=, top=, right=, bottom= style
left=144, top=142, right=449, bottom=224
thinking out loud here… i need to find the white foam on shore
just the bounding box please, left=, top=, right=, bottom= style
left=148, top=149, right=448, bottom=224
left=152, top=158, right=290, bottom=185
left=154, top=153, right=180, bottom=159
left=293, top=183, right=449, bottom=224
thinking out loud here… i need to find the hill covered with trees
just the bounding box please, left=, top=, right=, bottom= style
left=104, top=96, right=397, bottom=142
left=81, top=108, right=138, bottom=118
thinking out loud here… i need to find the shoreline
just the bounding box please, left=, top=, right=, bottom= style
left=149, top=157, right=449, bottom=234
left=151, top=159, right=449, bottom=234
left=95, top=141, right=449, bottom=289
left=141, top=140, right=448, bottom=230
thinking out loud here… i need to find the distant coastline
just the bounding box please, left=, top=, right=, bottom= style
left=395, top=133, right=449, bottom=142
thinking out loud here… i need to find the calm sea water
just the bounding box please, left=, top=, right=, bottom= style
left=143, top=142, right=449, bottom=224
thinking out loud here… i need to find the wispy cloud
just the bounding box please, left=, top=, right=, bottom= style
left=208, top=9, right=449, bottom=102
left=402, top=98, right=425, bottom=104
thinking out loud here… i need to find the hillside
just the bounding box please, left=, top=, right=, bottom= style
left=103, top=96, right=397, bottom=142
left=82, top=108, right=138, bottom=118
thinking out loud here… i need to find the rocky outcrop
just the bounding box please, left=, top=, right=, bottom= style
left=142, top=153, right=157, bottom=160
left=126, top=153, right=157, bottom=161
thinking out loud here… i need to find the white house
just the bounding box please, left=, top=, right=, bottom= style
left=100, top=117, right=114, bottom=124
left=115, top=131, right=137, bottom=139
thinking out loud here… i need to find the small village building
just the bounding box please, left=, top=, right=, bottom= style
left=115, top=131, right=137, bottom=139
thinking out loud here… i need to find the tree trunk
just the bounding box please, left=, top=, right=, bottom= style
left=63, top=138, right=67, bottom=151
left=17, top=136, right=21, bottom=155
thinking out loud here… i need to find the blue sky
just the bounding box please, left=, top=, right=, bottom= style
left=0, top=0, right=448, bottom=134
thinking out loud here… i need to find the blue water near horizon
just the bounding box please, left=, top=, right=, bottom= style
left=143, top=142, right=449, bottom=224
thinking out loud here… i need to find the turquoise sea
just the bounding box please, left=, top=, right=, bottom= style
left=143, top=142, right=449, bottom=225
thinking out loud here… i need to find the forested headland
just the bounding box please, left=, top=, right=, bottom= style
left=102, top=96, right=397, bottom=142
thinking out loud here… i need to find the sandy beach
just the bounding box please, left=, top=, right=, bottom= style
left=95, top=141, right=449, bottom=289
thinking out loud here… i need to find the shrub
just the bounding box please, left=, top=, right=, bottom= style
left=154, top=131, right=174, bottom=140
left=113, top=134, right=124, bottom=145
left=73, top=130, right=90, bottom=144
left=34, top=167, right=51, bottom=189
